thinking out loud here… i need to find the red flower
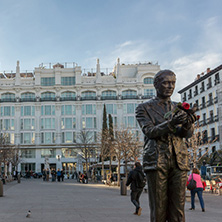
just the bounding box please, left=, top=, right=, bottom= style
left=197, top=115, right=200, bottom=120
left=182, top=102, right=190, bottom=110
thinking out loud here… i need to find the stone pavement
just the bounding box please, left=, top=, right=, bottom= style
left=0, top=179, right=222, bottom=222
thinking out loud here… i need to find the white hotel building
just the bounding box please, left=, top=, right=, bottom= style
left=178, top=64, right=222, bottom=157
left=0, top=59, right=160, bottom=174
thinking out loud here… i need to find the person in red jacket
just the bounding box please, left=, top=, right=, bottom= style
left=188, top=168, right=205, bottom=212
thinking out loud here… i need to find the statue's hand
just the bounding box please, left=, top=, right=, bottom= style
left=170, top=111, right=187, bottom=125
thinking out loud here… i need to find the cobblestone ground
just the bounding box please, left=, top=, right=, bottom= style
left=0, top=179, right=222, bottom=222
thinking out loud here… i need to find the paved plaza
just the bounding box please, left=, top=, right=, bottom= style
left=0, top=179, right=222, bottom=222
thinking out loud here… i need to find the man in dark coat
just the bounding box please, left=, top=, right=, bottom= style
left=126, top=162, right=144, bottom=216
left=136, top=70, right=197, bottom=222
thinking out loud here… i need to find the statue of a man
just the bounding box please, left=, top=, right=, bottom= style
left=136, top=70, right=196, bottom=221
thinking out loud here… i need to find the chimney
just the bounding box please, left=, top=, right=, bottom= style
left=197, top=74, right=200, bottom=79
left=207, top=67, right=211, bottom=73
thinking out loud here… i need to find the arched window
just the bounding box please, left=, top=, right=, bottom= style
left=1, top=93, right=15, bottom=102
left=61, top=91, right=76, bottom=101
left=21, top=92, right=35, bottom=102
left=101, top=90, right=117, bottom=100
left=122, top=90, right=137, bottom=99
left=41, top=92, right=56, bottom=101
left=81, top=91, right=96, bottom=100
left=144, top=77, right=154, bottom=84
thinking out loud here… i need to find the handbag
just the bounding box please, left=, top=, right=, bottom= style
left=187, top=173, right=196, bottom=190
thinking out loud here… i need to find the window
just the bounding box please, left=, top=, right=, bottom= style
left=41, top=118, right=55, bottom=129
left=188, top=89, right=192, bottom=99
left=61, top=148, right=78, bottom=158
left=144, top=89, right=155, bottom=96
left=61, top=91, right=76, bottom=100
left=21, top=163, right=35, bottom=173
left=21, top=149, right=36, bottom=158
left=21, top=93, right=35, bottom=101
left=82, top=117, right=96, bottom=128
left=41, top=149, right=56, bottom=158
left=41, top=92, right=56, bottom=100
left=183, top=92, right=186, bottom=101
left=207, top=77, right=212, bottom=89
left=61, top=118, right=75, bottom=129
left=194, top=85, right=198, bottom=96
left=81, top=91, right=96, bottom=99
left=61, top=77, right=75, bottom=85
left=106, top=104, right=117, bottom=114
left=123, top=103, right=136, bottom=114
left=202, top=96, right=205, bottom=108
left=1, top=106, right=14, bottom=116
left=122, top=90, right=137, bottom=96
left=82, top=104, right=96, bottom=115
left=215, top=73, right=220, bottom=85
left=144, top=77, right=154, bottom=84
left=41, top=105, right=55, bottom=116
left=101, top=90, right=117, bottom=99
left=61, top=105, right=76, bottom=115
left=200, top=82, right=205, bottom=92
left=41, top=77, right=55, bottom=86
left=1, top=93, right=15, bottom=101
left=41, top=132, right=55, bottom=144
left=21, top=119, right=35, bottom=130
left=20, top=133, right=35, bottom=144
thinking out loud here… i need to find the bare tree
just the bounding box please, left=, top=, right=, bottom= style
left=113, top=127, right=142, bottom=185
left=0, top=133, right=14, bottom=175
left=77, top=130, right=95, bottom=176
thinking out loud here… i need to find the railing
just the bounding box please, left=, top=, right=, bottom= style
left=39, top=62, right=78, bottom=69
left=122, top=95, right=138, bottom=100
left=214, top=115, right=218, bottom=122
left=207, top=100, right=213, bottom=107
left=207, top=83, right=212, bottom=89
left=214, top=97, right=218, bottom=103
left=101, top=96, right=117, bottom=100
left=81, top=96, right=97, bottom=101
left=214, top=79, right=220, bottom=85
left=60, top=97, right=76, bottom=101
left=40, top=97, right=56, bottom=101
left=0, top=98, right=16, bottom=102
left=20, top=98, right=36, bottom=102
left=200, top=87, right=205, bottom=93
left=194, top=90, right=198, bottom=96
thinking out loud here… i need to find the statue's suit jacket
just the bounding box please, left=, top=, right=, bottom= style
left=136, top=98, right=193, bottom=172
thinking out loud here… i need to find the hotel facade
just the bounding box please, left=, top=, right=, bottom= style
left=178, top=64, right=222, bottom=158
left=0, top=59, right=160, bottom=174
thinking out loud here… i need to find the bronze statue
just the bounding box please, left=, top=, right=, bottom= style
left=136, top=70, right=197, bottom=222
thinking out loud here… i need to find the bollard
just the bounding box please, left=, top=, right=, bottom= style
left=0, top=180, right=3, bottom=197
left=120, top=177, right=127, bottom=195
left=17, top=175, right=21, bottom=183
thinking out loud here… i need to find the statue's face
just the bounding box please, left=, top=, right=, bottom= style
left=155, top=74, right=176, bottom=98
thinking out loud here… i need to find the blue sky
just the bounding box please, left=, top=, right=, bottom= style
left=0, top=0, right=221, bottom=100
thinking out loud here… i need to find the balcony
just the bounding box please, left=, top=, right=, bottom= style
left=207, top=117, right=214, bottom=124
left=0, top=98, right=16, bottom=102
left=214, top=115, right=218, bottom=122
left=60, top=97, right=76, bottom=101
left=207, top=82, right=212, bottom=89
left=40, top=97, right=56, bottom=102
left=200, top=87, right=205, bottom=93
left=200, top=103, right=206, bottom=109
left=122, top=95, right=138, bottom=100
left=188, top=94, right=192, bottom=99
left=214, top=79, right=220, bottom=85
left=207, top=99, right=213, bottom=107
left=20, top=98, right=36, bottom=102
left=194, top=90, right=198, bottom=96
left=81, top=96, right=97, bottom=101
left=214, top=97, right=218, bottom=103
left=209, top=135, right=219, bottom=143
left=101, top=96, right=117, bottom=100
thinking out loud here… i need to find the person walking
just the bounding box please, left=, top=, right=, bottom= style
left=126, top=162, right=145, bottom=216
left=188, top=168, right=205, bottom=212
left=57, top=168, right=61, bottom=182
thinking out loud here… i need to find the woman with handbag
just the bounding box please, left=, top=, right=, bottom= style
left=188, top=168, right=205, bottom=212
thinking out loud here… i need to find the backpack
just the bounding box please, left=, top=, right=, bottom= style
left=136, top=171, right=146, bottom=188
left=187, top=173, right=196, bottom=190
